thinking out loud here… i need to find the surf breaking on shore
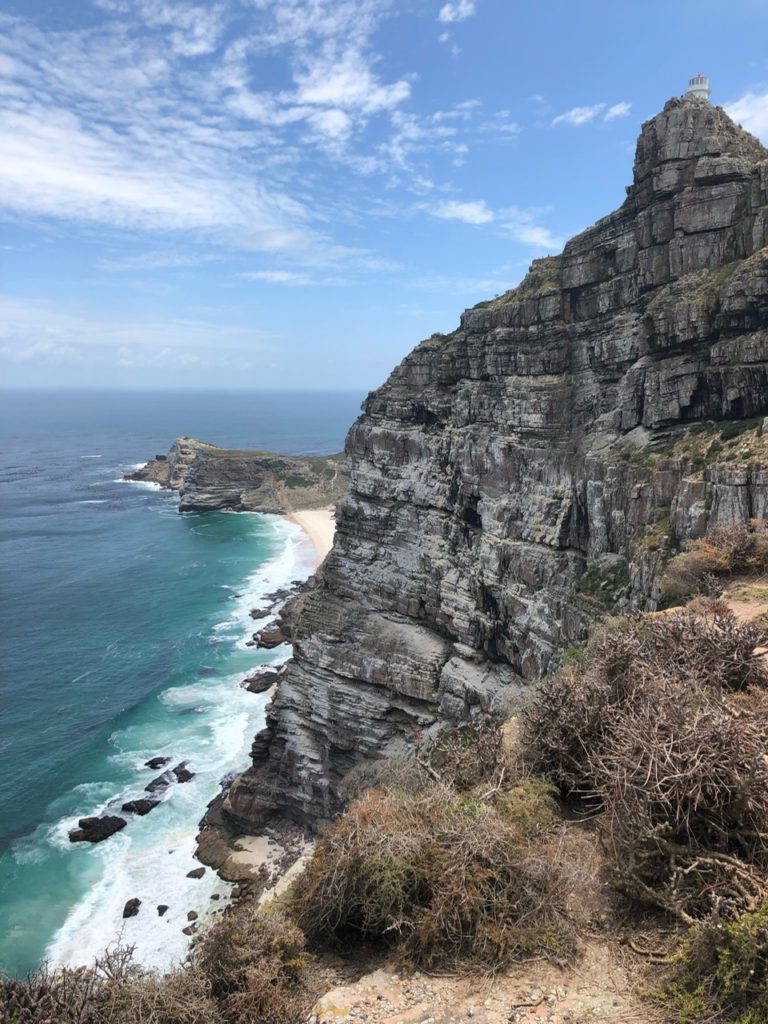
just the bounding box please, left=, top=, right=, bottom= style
left=44, top=502, right=324, bottom=973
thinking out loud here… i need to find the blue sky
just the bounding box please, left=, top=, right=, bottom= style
left=1, top=0, right=766, bottom=390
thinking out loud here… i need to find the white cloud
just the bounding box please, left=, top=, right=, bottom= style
left=294, top=49, right=411, bottom=114
left=604, top=101, right=631, bottom=121
left=0, top=292, right=266, bottom=369
left=498, top=206, right=564, bottom=252
left=438, top=1, right=477, bottom=23
left=725, top=89, right=768, bottom=143
left=552, top=103, right=606, bottom=127
left=431, top=199, right=494, bottom=224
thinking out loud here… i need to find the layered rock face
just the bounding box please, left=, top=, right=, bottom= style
left=128, top=437, right=346, bottom=513
left=224, top=97, right=768, bottom=831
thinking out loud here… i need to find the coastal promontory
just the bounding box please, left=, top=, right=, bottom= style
left=127, top=436, right=347, bottom=513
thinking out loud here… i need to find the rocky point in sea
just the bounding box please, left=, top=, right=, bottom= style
left=126, top=437, right=347, bottom=513
left=216, top=93, right=768, bottom=833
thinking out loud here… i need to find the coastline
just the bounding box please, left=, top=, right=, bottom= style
left=285, top=506, right=336, bottom=561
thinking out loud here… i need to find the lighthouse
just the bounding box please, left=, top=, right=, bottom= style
left=685, top=73, right=711, bottom=101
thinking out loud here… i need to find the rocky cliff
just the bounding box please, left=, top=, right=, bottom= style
left=127, top=437, right=346, bottom=513
left=223, top=96, right=768, bottom=831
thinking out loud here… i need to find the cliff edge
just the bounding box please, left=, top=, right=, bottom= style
left=224, top=96, right=768, bottom=831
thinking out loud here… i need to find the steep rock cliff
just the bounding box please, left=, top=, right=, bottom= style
left=224, top=96, right=768, bottom=830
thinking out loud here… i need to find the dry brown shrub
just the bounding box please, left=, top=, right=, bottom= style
left=292, top=783, right=577, bottom=972
left=104, top=967, right=222, bottom=1024
left=522, top=601, right=768, bottom=924
left=662, top=521, right=768, bottom=604
left=523, top=608, right=767, bottom=795
left=192, top=907, right=313, bottom=1024
left=425, top=719, right=507, bottom=791
left=590, top=690, right=768, bottom=924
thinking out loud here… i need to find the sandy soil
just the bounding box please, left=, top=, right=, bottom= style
left=311, top=938, right=663, bottom=1023
left=287, top=506, right=336, bottom=561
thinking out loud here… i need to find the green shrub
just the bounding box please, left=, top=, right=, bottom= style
left=664, top=903, right=768, bottom=1023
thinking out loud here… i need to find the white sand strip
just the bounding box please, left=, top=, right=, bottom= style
left=286, top=507, right=336, bottom=562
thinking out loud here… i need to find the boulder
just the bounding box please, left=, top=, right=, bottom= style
left=157, top=905, right=169, bottom=916
left=68, top=815, right=127, bottom=843
left=187, top=910, right=198, bottom=921
left=243, top=669, right=283, bottom=693
left=255, top=622, right=288, bottom=649
left=144, top=756, right=171, bottom=770
left=186, top=866, right=205, bottom=879
left=172, top=762, right=195, bottom=783
left=123, top=898, right=141, bottom=919
left=121, top=798, right=160, bottom=816
left=145, top=770, right=174, bottom=793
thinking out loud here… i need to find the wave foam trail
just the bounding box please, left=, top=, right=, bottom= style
left=45, top=509, right=318, bottom=971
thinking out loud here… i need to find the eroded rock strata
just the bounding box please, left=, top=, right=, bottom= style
left=223, top=96, right=768, bottom=832
left=127, top=436, right=346, bottom=513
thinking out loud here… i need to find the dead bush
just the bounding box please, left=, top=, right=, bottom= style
left=523, top=608, right=767, bottom=795
left=104, top=967, right=222, bottom=1024
left=292, top=784, right=576, bottom=971
left=662, top=521, right=768, bottom=604
left=192, top=907, right=313, bottom=1024
left=424, top=718, right=507, bottom=791
left=591, top=690, right=768, bottom=924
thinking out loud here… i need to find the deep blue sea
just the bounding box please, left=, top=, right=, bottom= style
left=0, top=389, right=362, bottom=976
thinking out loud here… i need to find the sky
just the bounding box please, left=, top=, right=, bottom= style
left=0, top=0, right=766, bottom=391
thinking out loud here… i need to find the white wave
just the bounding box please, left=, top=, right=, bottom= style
left=116, top=478, right=164, bottom=490
left=45, top=515, right=315, bottom=972
left=76, top=499, right=108, bottom=505
left=80, top=455, right=103, bottom=459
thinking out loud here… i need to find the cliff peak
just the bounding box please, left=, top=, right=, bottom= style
left=630, top=95, right=766, bottom=206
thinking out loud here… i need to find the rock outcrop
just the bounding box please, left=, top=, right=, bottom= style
left=127, top=437, right=347, bottom=513
left=223, top=96, right=768, bottom=831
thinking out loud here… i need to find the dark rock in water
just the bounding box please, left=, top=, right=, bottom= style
left=243, top=669, right=283, bottom=693
left=144, top=756, right=170, bottom=770
left=187, top=910, right=198, bottom=921
left=255, top=621, right=288, bottom=649
left=145, top=770, right=174, bottom=793
left=249, top=607, right=270, bottom=620
left=182, top=925, right=196, bottom=935
left=172, top=762, right=195, bottom=783
left=157, top=904, right=169, bottom=917
left=187, top=866, right=205, bottom=879
left=121, top=798, right=160, bottom=816
left=123, top=898, right=141, bottom=918
left=69, top=815, right=127, bottom=843
left=210, top=893, right=220, bottom=901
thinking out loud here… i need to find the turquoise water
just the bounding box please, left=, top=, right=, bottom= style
left=0, top=390, right=361, bottom=975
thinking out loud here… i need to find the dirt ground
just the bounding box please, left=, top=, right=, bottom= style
left=310, top=935, right=667, bottom=1023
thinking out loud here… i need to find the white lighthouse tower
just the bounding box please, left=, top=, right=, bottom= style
left=685, top=73, right=711, bottom=101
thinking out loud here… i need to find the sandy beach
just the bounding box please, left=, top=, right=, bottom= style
left=287, top=506, right=336, bottom=562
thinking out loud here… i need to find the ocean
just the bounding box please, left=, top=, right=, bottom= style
left=0, top=389, right=362, bottom=977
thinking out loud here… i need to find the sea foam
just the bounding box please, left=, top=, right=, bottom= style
left=45, top=512, right=316, bottom=971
